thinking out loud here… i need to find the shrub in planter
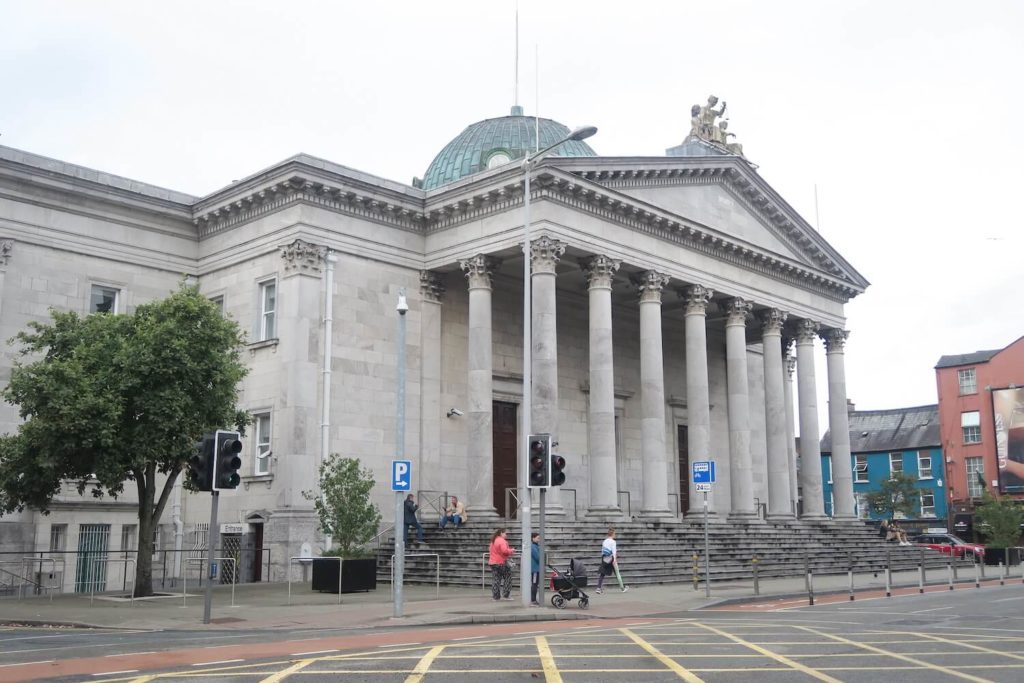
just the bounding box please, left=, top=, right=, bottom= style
left=974, top=491, right=1024, bottom=567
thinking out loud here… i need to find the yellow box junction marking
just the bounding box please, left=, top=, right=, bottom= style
left=259, top=657, right=316, bottom=683
left=535, top=636, right=563, bottom=683
left=910, top=631, right=1024, bottom=662
left=620, top=628, right=705, bottom=682
left=794, top=625, right=994, bottom=683
left=404, top=645, right=445, bottom=683
left=693, top=622, right=843, bottom=683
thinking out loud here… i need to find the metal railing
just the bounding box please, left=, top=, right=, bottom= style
left=617, top=490, right=631, bottom=517
left=417, top=490, right=449, bottom=523
left=391, top=553, right=439, bottom=599
left=504, top=487, right=521, bottom=519
left=89, top=557, right=135, bottom=605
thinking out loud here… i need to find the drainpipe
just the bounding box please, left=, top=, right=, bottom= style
left=320, top=251, right=337, bottom=551
left=172, top=476, right=183, bottom=579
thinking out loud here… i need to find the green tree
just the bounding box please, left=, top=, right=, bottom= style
left=866, top=472, right=922, bottom=519
left=304, top=455, right=382, bottom=558
left=974, top=491, right=1024, bottom=563
left=0, top=284, right=248, bottom=597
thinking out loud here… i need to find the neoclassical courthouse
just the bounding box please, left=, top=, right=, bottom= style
left=0, top=100, right=868, bottom=583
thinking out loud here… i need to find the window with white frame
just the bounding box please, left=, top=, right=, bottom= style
left=889, top=452, right=904, bottom=476
left=209, top=295, right=225, bottom=315
left=966, top=457, right=985, bottom=498
left=152, top=526, right=161, bottom=560
left=855, top=493, right=870, bottom=520
left=258, top=280, right=277, bottom=341
left=90, top=284, right=120, bottom=313
left=920, top=492, right=936, bottom=517
left=120, top=524, right=138, bottom=553
left=961, top=411, right=981, bottom=444
left=854, top=454, right=868, bottom=483
left=824, top=455, right=833, bottom=483
left=49, top=524, right=67, bottom=552
left=254, top=412, right=272, bottom=475
left=918, top=452, right=933, bottom=479
left=957, top=368, right=977, bottom=395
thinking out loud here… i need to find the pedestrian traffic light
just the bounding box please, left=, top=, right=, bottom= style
left=551, top=453, right=566, bottom=486
left=187, top=436, right=213, bottom=492
left=213, top=429, right=243, bottom=491
left=528, top=433, right=551, bottom=488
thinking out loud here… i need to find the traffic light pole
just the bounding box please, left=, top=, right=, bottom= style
left=537, top=487, right=545, bottom=606
left=203, top=490, right=219, bottom=624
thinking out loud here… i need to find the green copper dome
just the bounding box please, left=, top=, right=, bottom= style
left=420, top=107, right=597, bottom=190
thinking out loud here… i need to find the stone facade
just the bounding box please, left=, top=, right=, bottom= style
left=0, top=130, right=868, bottom=581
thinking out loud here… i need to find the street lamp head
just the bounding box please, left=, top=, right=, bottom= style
left=568, top=125, right=598, bottom=142
left=396, top=289, right=409, bottom=315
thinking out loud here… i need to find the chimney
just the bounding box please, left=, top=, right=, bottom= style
left=846, top=399, right=856, bottom=413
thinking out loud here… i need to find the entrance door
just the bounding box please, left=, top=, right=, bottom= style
left=75, top=524, right=110, bottom=594
left=251, top=523, right=264, bottom=582
left=492, top=401, right=518, bottom=518
left=677, top=425, right=690, bottom=515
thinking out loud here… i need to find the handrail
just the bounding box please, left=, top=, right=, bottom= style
left=617, top=490, right=631, bottom=517
left=0, top=564, right=44, bottom=600
left=504, top=487, right=520, bottom=519
left=370, top=524, right=396, bottom=550
left=22, top=557, right=61, bottom=601
left=390, top=552, right=440, bottom=600
left=90, top=557, right=135, bottom=606
left=417, top=489, right=449, bottom=522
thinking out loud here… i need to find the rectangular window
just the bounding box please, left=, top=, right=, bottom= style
left=889, top=452, right=904, bottom=476
left=855, top=493, right=870, bottom=520
left=258, top=280, right=277, bottom=341
left=209, top=295, right=225, bottom=315
left=854, top=454, right=868, bottom=483
left=824, top=455, right=833, bottom=483
left=961, top=411, right=982, bottom=444
left=120, top=524, right=138, bottom=553
left=918, top=453, right=933, bottom=479
left=957, top=368, right=977, bottom=395
left=254, top=412, right=272, bottom=475
left=90, top=284, right=120, bottom=314
left=921, top=492, right=936, bottom=517
left=49, top=524, right=67, bottom=552
left=966, top=457, right=985, bottom=498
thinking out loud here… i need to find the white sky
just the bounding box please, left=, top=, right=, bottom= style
left=2, top=0, right=1022, bottom=432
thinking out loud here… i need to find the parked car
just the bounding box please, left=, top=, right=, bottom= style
left=914, top=533, right=985, bottom=560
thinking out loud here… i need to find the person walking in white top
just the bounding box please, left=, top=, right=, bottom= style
left=595, top=527, right=629, bottom=594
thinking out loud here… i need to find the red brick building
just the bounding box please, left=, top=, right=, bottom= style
left=935, top=336, right=1024, bottom=538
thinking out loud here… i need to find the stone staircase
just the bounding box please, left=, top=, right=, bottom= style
left=377, top=517, right=964, bottom=588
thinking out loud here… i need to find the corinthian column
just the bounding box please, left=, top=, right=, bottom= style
left=822, top=328, right=856, bottom=520
left=760, top=309, right=793, bottom=520
left=531, top=236, right=565, bottom=513
left=636, top=271, right=673, bottom=518
left=583, top=255, right=621, bottom=516
left=725, top=298, right=755, bottom=520
left=783, top=345, right=799, bottom=514
left=682, top=284, right=715, bottom=516
left=419, top=271, right=445, bottom=494
left=460, top=254, right=501, bottom=518
left=795, top=319, right=827, bottom=520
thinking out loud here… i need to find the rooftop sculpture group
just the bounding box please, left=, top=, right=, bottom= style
left=690, top=95, right=744, bottom=157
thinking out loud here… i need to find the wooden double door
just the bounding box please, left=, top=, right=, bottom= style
left=492, top=401, right=518, bottom=517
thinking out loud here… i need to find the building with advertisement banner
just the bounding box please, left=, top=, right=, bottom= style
left=935, top=336, right=1024, bottom=539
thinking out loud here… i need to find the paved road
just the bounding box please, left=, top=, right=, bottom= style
left=3, top=582, right=1022, bottom=682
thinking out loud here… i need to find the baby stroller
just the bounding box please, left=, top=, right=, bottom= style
left=548, top=558, right=590, bottom=609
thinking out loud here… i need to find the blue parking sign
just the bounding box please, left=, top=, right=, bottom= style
left=692, top=460, right=716, bottom=484
left=392, top=460, right=412, bottom=492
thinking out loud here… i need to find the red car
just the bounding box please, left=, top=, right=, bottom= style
left=915, top=533, right=985, bottom=560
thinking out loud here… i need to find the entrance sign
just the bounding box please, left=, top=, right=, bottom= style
left=392, top=460, right=411, bottom=491
left=692, top=460, right=716, bottom=484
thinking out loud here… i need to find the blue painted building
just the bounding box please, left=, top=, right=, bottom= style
left=821, top=404, right=947, bottom=530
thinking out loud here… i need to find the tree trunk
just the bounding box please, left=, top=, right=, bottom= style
left=133, top=465, right=180, bottom=598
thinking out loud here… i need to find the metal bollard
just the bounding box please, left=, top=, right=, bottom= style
left=1000, top=561, right=1005, bottom=586
left=752, top=556, right=760, bottom=596
left=885, top=549, right=892, bottom=598
left=920, top=546, right=927, bottom=588
left=947, top=558, right=954, bottom=591
left=918, top=548, right=925, bottom=594
left=804, top=553, right=814, bottom=606
left=974, top=559, right=981, bottom=588
left=692, top=553, right=700, bottom=591
left=979, top=555, right=986, bottom=579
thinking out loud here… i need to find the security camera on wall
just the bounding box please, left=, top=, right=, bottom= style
left=447, top=408, right=464, bottom=418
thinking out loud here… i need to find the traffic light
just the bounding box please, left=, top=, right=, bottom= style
left=551, top=453, right=566, bottom=486
left=213, top=430, right=243, bottom=491
left=187, top=436, right=213, bottom=492
left=528, top=433, right=551, bottom=488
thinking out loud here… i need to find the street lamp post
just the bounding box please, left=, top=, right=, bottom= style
left=519, top=125, right=597, bottom=608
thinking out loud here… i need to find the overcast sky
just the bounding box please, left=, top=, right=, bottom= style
left=2, top=0, right=1022, bottom=432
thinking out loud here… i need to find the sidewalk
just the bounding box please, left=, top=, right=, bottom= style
left=0, top=567, right=1001, bottom=632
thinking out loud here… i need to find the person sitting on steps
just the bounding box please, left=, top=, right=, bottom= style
left=439, top=495, right=467, bottom=530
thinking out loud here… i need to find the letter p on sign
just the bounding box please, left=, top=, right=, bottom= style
left=392, top=460, right=412, bottom=491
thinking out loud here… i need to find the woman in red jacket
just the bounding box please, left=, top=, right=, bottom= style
left=488, top=528, right=516, bottom=601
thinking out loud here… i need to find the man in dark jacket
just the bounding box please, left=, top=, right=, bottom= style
left=404, top=494, right=426, bottom=545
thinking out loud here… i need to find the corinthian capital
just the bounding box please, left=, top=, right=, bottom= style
left=820, top=327, right=849, bottom=353
left=794, top=319, right=820, bottom=344
left=529, top=235, right=566, bottom=274
left=280, top=238, right=327, bottom=275
left=759, top=308, right=788, bottom=336
left=580, top=255, right=620, bottom=289
left=460, top=254, right=501, bottom=290
left=632, top=271, right=671, bottom=304
left=680, top=284, right=714, bottom=315
left=724, top=297, right=753, bottom=326
left=420, top=270, right=446, bottom=303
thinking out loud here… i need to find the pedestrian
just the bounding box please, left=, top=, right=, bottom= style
left=596, top=527, right=629, bottom=594
left=530, top=532, right=541, bottom=606
left=439, top=495, right=467, bottom=530
left=404, top=494, right=426, bottom=546
left=488, top=528, right=516, bottom=601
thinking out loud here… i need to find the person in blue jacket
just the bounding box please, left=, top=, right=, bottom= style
left=530, top=532, right=541, bottom=606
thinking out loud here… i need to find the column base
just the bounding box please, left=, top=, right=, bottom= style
left=535, top=503, right=567, bottom=518
left=639, top=507, right=676, bottom=520
left=467, top=506, right=501, bottom=522
left=764, top=513, right=796, bottom=523
left=727, top=511, right=762, bottom=523
left=831, top=513, right=859, bottom=522
left=585, top=505, right=624, bottom=520
left=798, top=513, right=832, bottom=523
left=685, top=508, right=721, bottom=520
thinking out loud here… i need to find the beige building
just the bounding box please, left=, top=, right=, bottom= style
left=0, top=104, right=868, bottom=587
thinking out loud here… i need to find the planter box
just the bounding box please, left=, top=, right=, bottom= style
left=983, top=548, right=1022, bottom=567
left=311, top=558, right=377, bottom=593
